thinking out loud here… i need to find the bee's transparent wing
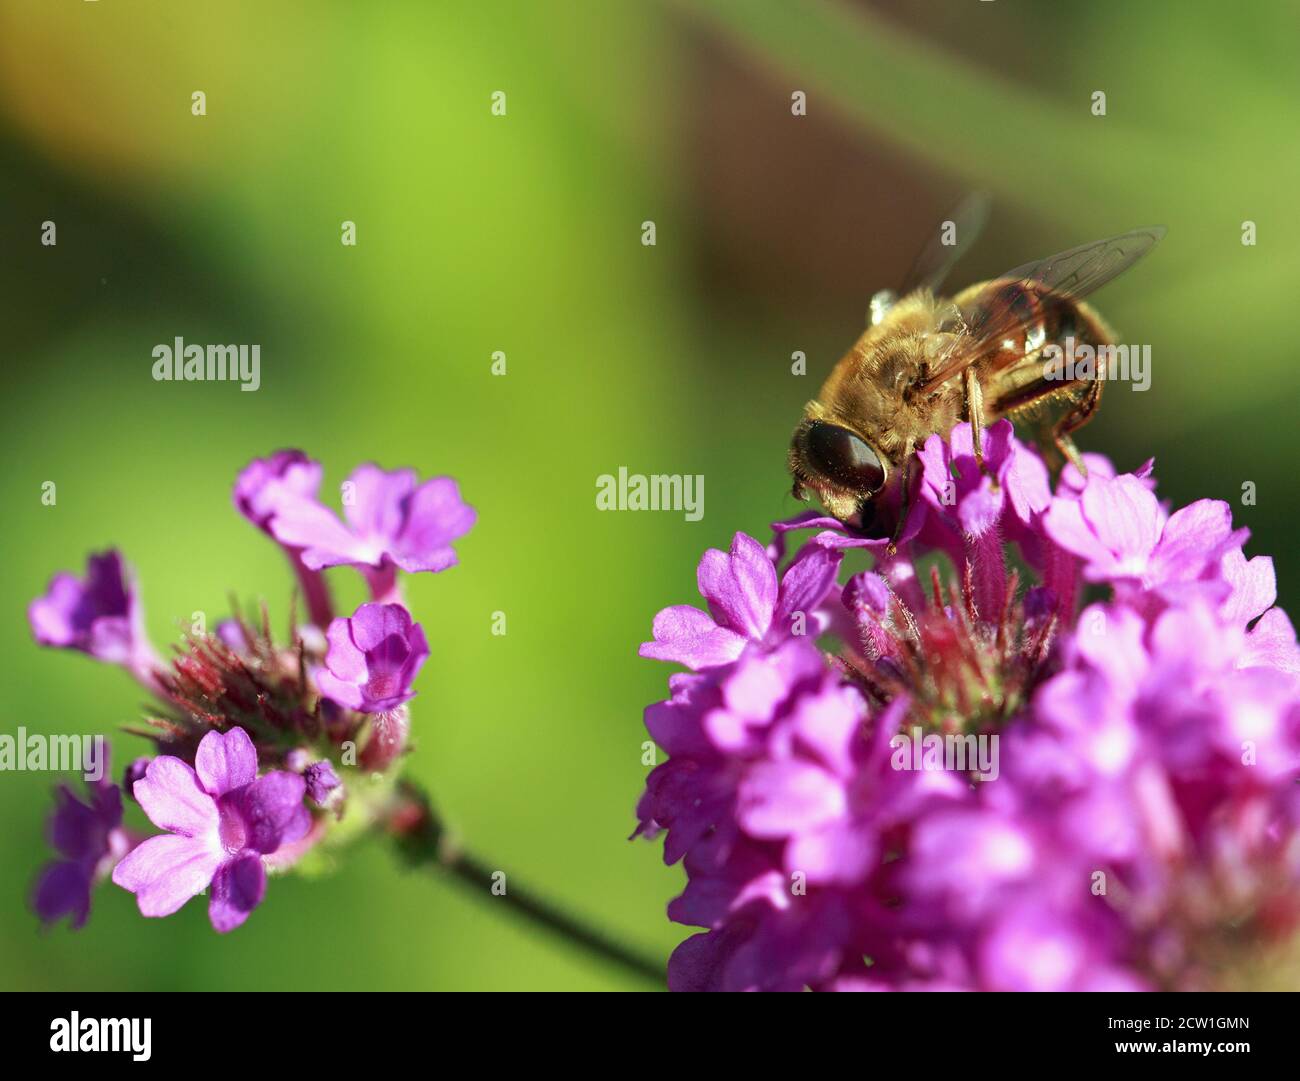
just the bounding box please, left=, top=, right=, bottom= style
left=918, top=226, right=1166, bottom=393
left=899, top=191, right=991, bottom=297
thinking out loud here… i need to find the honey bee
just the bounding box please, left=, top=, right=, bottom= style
left=788, top=196, right=1164, bottom=541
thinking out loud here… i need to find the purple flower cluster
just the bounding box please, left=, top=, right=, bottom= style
left=28, top=451, right=473, bottom=932
left=636, top=421, right=1300, bottom=990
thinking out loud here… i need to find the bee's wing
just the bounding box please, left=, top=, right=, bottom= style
left=917, top=226, right=1166, bottom=394
left=899, top=191, right=991, bottom=296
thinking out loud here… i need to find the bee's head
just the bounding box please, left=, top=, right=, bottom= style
left=789, top=418, right=889, bottom=532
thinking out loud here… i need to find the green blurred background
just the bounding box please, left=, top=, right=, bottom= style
left=1, top=0, right=1296, bottom=990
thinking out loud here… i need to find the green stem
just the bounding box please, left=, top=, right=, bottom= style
left=388, top=781, right=664, bottom=988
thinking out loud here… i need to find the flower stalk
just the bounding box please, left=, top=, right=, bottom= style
left=387, top=781, right=664, bottom=986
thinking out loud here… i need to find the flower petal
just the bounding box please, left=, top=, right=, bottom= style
left=111, top=834, right=221, bottom=917
left=1152, top=498, right=1233, bottom=582
left=208, top=854, right=267, bottom=933
left=1242, top=607, right=1300, bottom=675
left=233, top=450, right=322, bottom=532
left=397, top=621, right=430, bottom=686
left=32, top=860, right=92, bottom=929
left=236, top=771, right=310, bottom=854
left=133, top=757, right=218, bottom=838
left=28, top=573, right=85, bottom=647
left=1041, top=498, right=1096, bottom=561
left=349, top=602, right=413, bottom=653
left=49, top=783, right=121, bottom=862
left=195, top=727, right=258, bottom=798
left=639, top=605, right=746, bottom=671
left=316, top=669, right=365, bottom=710
left=323, top=617, right=368, bottom=682
left=737, top=760, right=845, bottom=837
left=697, top=533, right=777, bottom=640
left=270, top=495, right=378, bottom=569
left=395, top=476, right=476, bottom=557
left=390, top=547, right=458, bottom=574
left=1080, top=474, right=1163, bottom=564
left=786, top=819, right=875, bottom=885
left=1220, top=549, right=1277, bottom=626
left=342, top=464, right=417, bottom=537
left=774, top=543, right=842, bottom=633
left=1004, top=443, right=1052, bottom=523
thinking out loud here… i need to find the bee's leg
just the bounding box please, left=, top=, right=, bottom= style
left=963, top=367, right=996, bottom=484
left=1055, top=434, right=1085, bottom=477
left=885, top=445, right=915, bottom=557
left=1033, top=421, right=1066, bottom=473
left=1052, top=378, right=1104, bottom=478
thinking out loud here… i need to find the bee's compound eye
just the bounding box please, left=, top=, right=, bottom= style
left=805, top=422, right=886, bottom=493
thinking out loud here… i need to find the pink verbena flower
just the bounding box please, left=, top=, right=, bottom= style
left=234, top=450, right=334, bottom=627
left=267, top=462, right=475, bottom=601
left=29, top=451, right=472, bottom=934
left=635, top=423, right=1300, bottom=991
left=112, top=727, right=309, bottom=932
left=233, top=449, right=323, bottom=533
left=639, top=533, right=841, bottom=670
left=318, top=602, right=430, bottom=714
left=28, top=551, right=160, bottom=685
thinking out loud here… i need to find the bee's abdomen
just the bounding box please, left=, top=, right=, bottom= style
left=958, top=281, right=1110, bottom=368
left=985, top=289, right=1114, bottom=415
left=1037, top=291, right=1112, bottom=351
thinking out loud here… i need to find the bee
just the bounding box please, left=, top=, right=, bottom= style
left=788, top=195, right=1165, bottom=542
